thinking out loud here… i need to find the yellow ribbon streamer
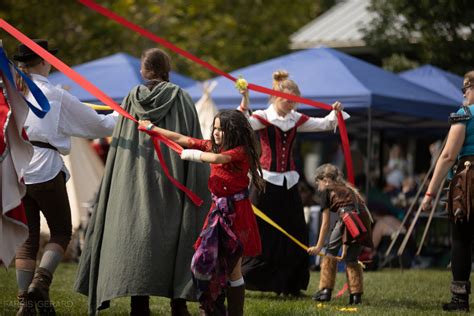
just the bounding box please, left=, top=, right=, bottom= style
left=316, top=303, right=358, bottom=312
left=84, top=102, right=112, bottom=111
left=252, top=204, right=365, bottom=268
left=252, top=204, right=309, bottom=251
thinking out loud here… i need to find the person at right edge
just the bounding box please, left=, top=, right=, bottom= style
left=421, top=70, right=474, bottom=312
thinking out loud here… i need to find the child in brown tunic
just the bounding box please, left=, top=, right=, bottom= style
left=308, top=164, right=373, bottom=305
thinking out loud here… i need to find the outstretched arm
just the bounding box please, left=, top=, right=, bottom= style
left=307, top=208, right=330, bottom=255
left=201, top=152, right=232, bottom=164
left=138, top=120, right=191, bottom=148
left=298, top=101, right=350, bottom=132
left=181, top=149, right=232, bottom=164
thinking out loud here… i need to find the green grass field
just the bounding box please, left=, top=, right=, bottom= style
left=0, top=264, right=467, bottom=315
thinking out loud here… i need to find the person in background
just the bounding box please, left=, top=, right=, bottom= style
left=383, top=144, right=409, bottom=193
left=370, top=207, right=414, bottom=270
left=13, top=39, right=117, bottom=315
left=421, top=70, right=474, bottom=312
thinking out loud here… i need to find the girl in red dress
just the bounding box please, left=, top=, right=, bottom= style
left=139, top=109, right=264, bottom=316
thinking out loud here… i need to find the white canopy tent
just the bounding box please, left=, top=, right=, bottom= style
left=194, top=81, right=219, bottom=140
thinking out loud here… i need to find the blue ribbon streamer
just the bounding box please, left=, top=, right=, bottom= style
left=0, top=47, right=50, bottom=118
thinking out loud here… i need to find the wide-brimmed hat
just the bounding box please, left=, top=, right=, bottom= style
left=13, top=39, right=58, bottom=62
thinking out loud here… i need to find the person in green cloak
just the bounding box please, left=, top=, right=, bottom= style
left=74, top=48, right=211, bottom=316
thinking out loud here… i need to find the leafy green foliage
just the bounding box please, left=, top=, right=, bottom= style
left=362, top=0, right=474, bottom=74
left=0, top=0, right=334, bottom=80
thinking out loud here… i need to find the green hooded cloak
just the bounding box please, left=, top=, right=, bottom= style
left=74, top=82, right=211, bottom=314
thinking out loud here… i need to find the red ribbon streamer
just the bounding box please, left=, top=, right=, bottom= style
left=138, top=125, right=184, bottom=155
left=0, top=18, right=203, bottom=206
left=77, top=0, right=355, bottom=184
left=335, top=282, right=349, bottom=298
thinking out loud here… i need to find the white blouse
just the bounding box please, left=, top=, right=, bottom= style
left=24, top=74, right=117, bottom=184
left=241, top=104, right=349, bottom=189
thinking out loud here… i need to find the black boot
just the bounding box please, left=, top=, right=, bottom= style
left=442, top=281, right=470, bottom=312
left=170, top=298, right=191, bottom=316
left=313, top=256, right=337, bottom=302
left=312, top=288, right=332, bottom=301
left=349, top=293, right=362, bottom=305
left=130, top=296, right=150, bottom=316
left=16, top=291, right=36, bottom=316
left=346, top=263, right=364, bottom=305
left=28, top=268, right=55, bottom=316
left=198, top=293, right=226, bottom=316
left=213, top=292, right=227, bottom=316
left=227, top=285, right=245, bottom=316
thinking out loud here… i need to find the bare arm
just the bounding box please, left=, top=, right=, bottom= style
left=239, top=88, right=250, bottom=111
left=307, top=208, right=330, bottom=255
left=235, top=89, right=266, bottom=131
left=138, top=120, right=191, bottom=147
left=421, top=123, right=465, bottom=210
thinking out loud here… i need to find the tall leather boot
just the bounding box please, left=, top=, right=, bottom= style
left=170, top=298, right=191, bottom=316
left=346, top=262, right=363, bottom=305
left=16, top=291, right=36, bottom=316
left=442, top=281, right=470, bottom=312
left=312, top=256, right=337, bottom=302
left=198, top=293, right=226, bottom=316
left=214, top=292, right=227, bottom=316
left=130, top=296, right=150, bottom=316
left=227, top=284, right=245, bottom=316
left=27, top=268, right=55, bottom=316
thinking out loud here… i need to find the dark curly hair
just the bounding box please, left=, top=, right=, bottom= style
left=210, top=110, right=265, bottom=192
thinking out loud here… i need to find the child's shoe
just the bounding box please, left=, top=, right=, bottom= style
left=312, top=288, right=332, bottom=301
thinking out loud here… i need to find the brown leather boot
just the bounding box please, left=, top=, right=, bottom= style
left=227, top=285, right=245, bottom=316
left=170, top=298, right=190, bottom=316
left=346, top=262, right=364, bottom=305
left=16, top=291, right=36, bottom=316
left=442, top=281, right=470, bottom=312
left=313, top=256, right=337, bottom=301
left=28, top=268, right=55, bottom=316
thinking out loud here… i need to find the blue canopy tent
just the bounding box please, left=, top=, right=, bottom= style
left=185, top=48, right=457, bottom=132
left=399, top=65, right=464, bottom=105
left=49, top=52, right=196, bottom=103
left=185, top=48, right=460, bottom=191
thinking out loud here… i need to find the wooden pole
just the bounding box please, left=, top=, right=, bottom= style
left=384, top=136, right=447, bottom=257
left=415, top=178, right=446, bottom=256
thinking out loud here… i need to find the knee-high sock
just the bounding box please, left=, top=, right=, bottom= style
left=38, top=250, right=63, bottom=274
left=16, top=269, right=34, bottom=292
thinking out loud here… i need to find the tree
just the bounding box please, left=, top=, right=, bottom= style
left=0, top=0, right=334, bottom=80
left=362, top=0, right=474, bottom=75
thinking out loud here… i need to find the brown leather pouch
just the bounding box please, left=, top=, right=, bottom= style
left=448, top=160, right=474, bottom=222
